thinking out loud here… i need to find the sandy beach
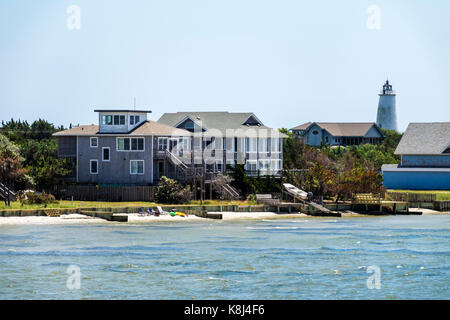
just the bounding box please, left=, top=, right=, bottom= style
left=0, top=209, right=447, bottom=225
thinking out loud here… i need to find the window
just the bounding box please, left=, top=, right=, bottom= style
left=101, top=115, right=112, bottom=125
left=246, top=138, right=257, bottom=153
left=130, top=160, right=144, bottom=175
left=113, top=115, right=126, bottom=125
left=158, top=137, right=168, bottom=151
left=130, top=115, right=141, bottom=125
left=258, top=138, right=267, bottom=153
left=312, top=130, right=319, bottom=135
left=117, top=138, right=144, bottom=151
left=271, top=159, right=282, bottom=171
left=270, top=138, right=279, bottom=152
left=90, top=160, right=98, bottom=174
left=90, top=137, right=98, bottom=148
left=102, top=147, right=110, bottom=161
left=245, top=160, right=257, bottom=171
left=258, top=159, right=269, bottom=172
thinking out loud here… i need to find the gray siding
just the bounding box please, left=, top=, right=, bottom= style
left=77, top=136, right=153, bottom=185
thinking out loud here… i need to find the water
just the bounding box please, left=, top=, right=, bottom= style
left=0, top=215, right=449, bottom=299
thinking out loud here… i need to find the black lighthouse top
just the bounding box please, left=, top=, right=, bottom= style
left=382, top=80, right=394, bottom=95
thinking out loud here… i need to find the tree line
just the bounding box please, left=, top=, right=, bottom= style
left=0, top=119, right=74, bottom=201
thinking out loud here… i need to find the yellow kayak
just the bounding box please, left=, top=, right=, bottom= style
left=176, top=212, right=186, bottom=217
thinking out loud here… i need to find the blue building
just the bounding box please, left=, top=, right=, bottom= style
left=382, top=122, right=450, bottom=190
left=290, top=122, right=384, bottom=146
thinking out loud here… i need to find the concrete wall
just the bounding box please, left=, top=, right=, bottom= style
left=402, top=155, right=450, bottom=167
left=77, top=136, right=153, bottom=185
left=383, top=170, right=450, bottom=190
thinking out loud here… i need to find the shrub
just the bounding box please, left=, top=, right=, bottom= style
left=22, top=192, right=58, bottom=205
left=154, top=176, right=192, bottom=204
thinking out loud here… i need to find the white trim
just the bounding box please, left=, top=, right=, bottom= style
left=90, top=137, right=98, bottom=148
left=90, top=159, right=98, bottom=174
left=130, top=160, right=145, bottom=175
left=158, top=137, right=168, bottom=151
left=102, top=147, right=110, bottom=162
left=116, top=137, right=145, bottom=152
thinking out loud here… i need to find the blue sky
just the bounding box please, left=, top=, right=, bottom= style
left=1, top=0, right=449, bottom=132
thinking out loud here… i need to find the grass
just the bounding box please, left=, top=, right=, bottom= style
left=388, top=190, right=450, bottom=201
left=0, top=199, right=255, bottom=211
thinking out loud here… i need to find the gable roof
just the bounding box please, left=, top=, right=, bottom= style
left=53, top=120, right=191, bottom=137
left=395, top=122, right=450, bottom=155
left=158, top=112, right=288, bottom=138
left=291, top=122, right=382, bottom=137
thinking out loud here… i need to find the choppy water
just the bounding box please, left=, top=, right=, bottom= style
left=0, top=215, right=449, bottom=299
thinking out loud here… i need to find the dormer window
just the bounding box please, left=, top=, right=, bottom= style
left=113, top=115, right=126, bottom=125
left=130, top=115, right=141, bottom=125
left=101, top=115, right=112, bottom=125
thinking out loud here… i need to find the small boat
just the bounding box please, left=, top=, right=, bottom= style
left=176, top=212, right=186, bottom=217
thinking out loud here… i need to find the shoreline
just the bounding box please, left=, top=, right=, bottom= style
left=0, top=208, right=447, bottom=226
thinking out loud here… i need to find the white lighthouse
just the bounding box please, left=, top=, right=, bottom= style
left=376, top=80, right=398, bottom=131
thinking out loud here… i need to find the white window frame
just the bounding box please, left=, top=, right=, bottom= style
left=130, top=160, right=145, bottom=175
left=270, top=138, right=280, bottom=152
left=90, top=137, right=98, bottom=148
left=258, top=159, right=269, bottom=171
left=102, top=147, right=110, bottom=162
left=258, top=138, right=267, bottom=153
left=116, top=137, right=145, bottom=152
left=113, top=115, right=126, bottom=126
left=246, top=138, right=257, bottom=153
left=158, top=137, right=168, bottom=151
left=101, top=115, right=113, bottom=125
left=245, top=160, right=257, bottom=171
left=270, top=159, right=282, bottom=171
left=90, top=159, right=98, bottom=174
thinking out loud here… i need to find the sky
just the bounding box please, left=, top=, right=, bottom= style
left=1, top=0, right=449, bottom=132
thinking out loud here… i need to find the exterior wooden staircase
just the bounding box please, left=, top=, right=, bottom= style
left=0, top=183, right=17, bottom=201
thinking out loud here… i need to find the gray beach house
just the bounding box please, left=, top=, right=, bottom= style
left=290, top=122, right=384, bottom=146
left=54, top=109, right=286, bottom=186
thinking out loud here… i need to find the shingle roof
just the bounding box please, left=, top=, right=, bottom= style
left=291, top=122, right=381, bottom=137
left=53, top=120, right=191, bottom=137
left=158, top=112, right=288, bottom=138
left=395, top=122, right=450, bottom=155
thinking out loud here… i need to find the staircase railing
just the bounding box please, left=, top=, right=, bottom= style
left=165, top=149, right=188, bottom=170
left=222, top=183, right=240, bottom=199
left=0, top=183, right=17, bottom=201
